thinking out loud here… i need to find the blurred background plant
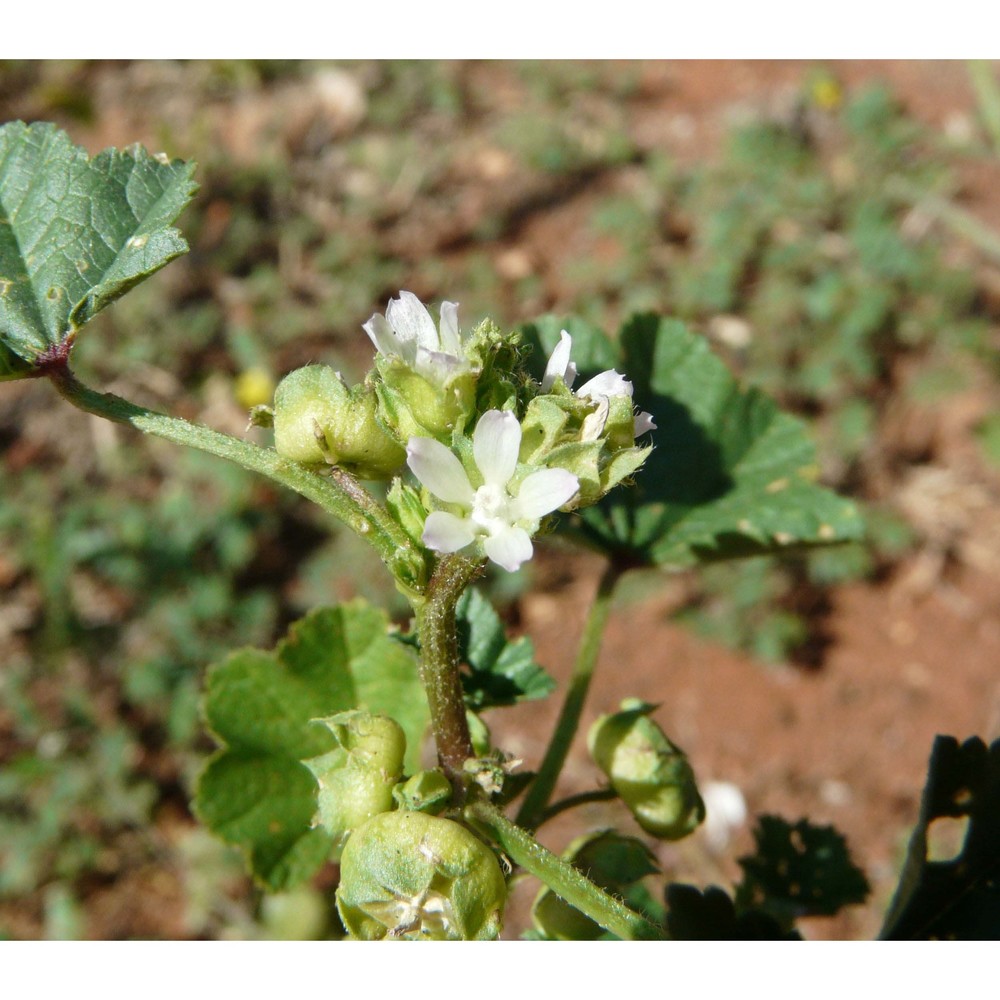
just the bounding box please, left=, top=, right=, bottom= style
left=1, top=60, right=999, bottom=938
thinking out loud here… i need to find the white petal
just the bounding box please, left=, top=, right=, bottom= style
left=634, top=411, right=657, bottom=436
left=512, top=468, right=579, bottom=520
left=541, top=330, right=577, bottom=391
left=406, top=438, right=475, bottom=505
left=483, top=525, right=533, bottom=572
left=581, top=396, right=610, bottom=441
left=414, top=347, right=465, bottom=386
left=362, top=313, right=401, bottom=358
left=577, top=369, right=633, bottom=400
left=438, top=301, right=461, bottom=355
left=473, top=410, right=521, bottom=487
left=387, top=291, right=440, bottom=351
left=422, top=511, right=477, bottom=554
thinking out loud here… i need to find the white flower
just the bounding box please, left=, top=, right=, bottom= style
left=406, top=410, right=579, bottom=572
left=541, top=330, right=656, bottom=438
left=363, top=291, right=468, bottom=387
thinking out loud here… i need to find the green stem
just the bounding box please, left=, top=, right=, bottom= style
left=536, top=787, right=617, bottom=828
left=516, top=560, right=622, bottom=830
left=465, top=799, right=663, bottom=940
left=412, top=553, right=484, bottom=783
left=46, top=363, right=421, bottom=583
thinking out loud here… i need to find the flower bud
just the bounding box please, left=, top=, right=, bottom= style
left=374, top=357, right=477, bottom=441
left=304, top=711, right=406, bottom=858
left=336, top=810, right=506, bottom=940
left=588, top=699, right=705, bottom=841
left=272, top=364, right=405, bottom=479
left=519, top=387, right=650, bottom=506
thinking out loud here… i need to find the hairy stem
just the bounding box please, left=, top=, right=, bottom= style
left=515, top=560, right=622, bottom=830
left=412, top=553, right=484, bottom=784
left=465, top=799, right=663, bottom=940
left=45, top=363, right=421, bottom=581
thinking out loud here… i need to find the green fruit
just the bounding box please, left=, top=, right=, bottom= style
left=304, top=711, right=406, bottom=858
left=589, top=699, right=705, bottom=841
left=336, top=810, right=506, bottom=940
left=272, top=365, right=405, bottom=479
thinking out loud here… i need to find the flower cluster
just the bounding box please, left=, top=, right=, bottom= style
left=272, top=292, right=656, bottom=573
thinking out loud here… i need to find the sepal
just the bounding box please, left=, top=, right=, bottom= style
left=392, top=770, right=453, bottom=815
left=520, top=386, right=651, bottom=506
left=373, top=356, right=477, bottom=441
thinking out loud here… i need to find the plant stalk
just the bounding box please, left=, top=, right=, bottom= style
left=465, top=799, right=663, bottom=940
left=412, top=553, right=484, bottom=784
left=45, top=363, right=421, bottom=580
left=535, top=787, right=617, bottom=827
left=515, top=559, right=622, bottom=830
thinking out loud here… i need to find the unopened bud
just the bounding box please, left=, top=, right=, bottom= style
left=519, top=389, right=650, bottom=506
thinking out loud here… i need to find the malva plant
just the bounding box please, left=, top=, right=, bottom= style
left=1, top=120, right=887, bottom=940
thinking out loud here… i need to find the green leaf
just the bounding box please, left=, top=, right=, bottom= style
left=525, top=315, right=862, bottom=568
left=456, top=588, right=555, bottom=709
left=0, top=121, right=196, bottom=379
left=196, top=752, right=332, bottom=891
left=520, top=314, right=620, bottom=379
left=735, top=815, right=870, bottom=927
left=881, top=736, right=1000, bottom=940
left=195, top=600, right=427, bottom=891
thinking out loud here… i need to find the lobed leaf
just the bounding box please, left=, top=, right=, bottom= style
left=735, top=815, right=870, bottom=927
left=0, top=121, right=196, bottom=379
left=195, top=601, right=427, bottom=891
left=195, top=752, right=332, bottom=891
left=523, top=315, right=863, bottom=568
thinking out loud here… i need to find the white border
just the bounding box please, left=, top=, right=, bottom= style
left=4, top=2, right=994, bottom=59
